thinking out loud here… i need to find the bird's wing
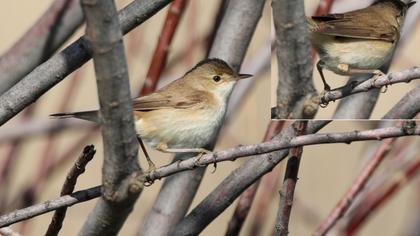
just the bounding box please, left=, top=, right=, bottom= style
left=132, top=91, right=206, bottom=111
left=309, top=12, right=398, bottom=42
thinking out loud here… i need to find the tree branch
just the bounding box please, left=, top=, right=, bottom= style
left=0, top=0, right=173, bottom=126
left=320, top=67, right=420, bottom=106
left=275, top=122, right=307, bottom=236
left=0, top=187, right=101, bottom=228
left=272, top=0, right=318, bottom=119
left=0, top=0, right=84, bottom=95
left=383, top=85, right=420, bottom=119
left=45, top=145, right=96, bottom=236
left=1, top=122, right=419, bottom=228
left=78, top=1, right=142, bottom=235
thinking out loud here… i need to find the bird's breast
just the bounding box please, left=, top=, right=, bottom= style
left=134, top=101, right=226, bottom=149
left=313, top=35, right=395, bottom=74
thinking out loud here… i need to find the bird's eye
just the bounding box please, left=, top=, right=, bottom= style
left=213, top=75, right=221, bottom=82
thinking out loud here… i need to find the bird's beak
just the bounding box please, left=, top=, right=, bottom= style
left=408, top=1, right=416, bottom=8
left=236, top=74, right=253, bottom=80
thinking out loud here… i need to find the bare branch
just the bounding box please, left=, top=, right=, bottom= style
left=321, top=67, right=420, bottom=106
left=139, top=0, right=266, bottom=235
left=272, top=0, right=318, bottom=119
left=0, top=0, right=173, bottom=126
left=275, top=122, right=307, bottom=236
left=78, top=0, right=142, bottom=235
left=0, top=0, right=84, bottom=95
left=383, top=85, right=420, bottom=119
left=0, top=186, right=101, bottom=228
left=2, top=122, right=419, bottom=228
left=45, top=145, right=96, bottom=236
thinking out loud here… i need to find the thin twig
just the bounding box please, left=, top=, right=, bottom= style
left=0, top=187, right=101, bottom=228
left=321, top=67, right=420, bottom=106
left=45, top=145, right=96, bottom=236
left=314, top=138, right=396, bottom=236
left=140, top=0, right=188, bottom=96
left=275, top=122, right=307, bottom=236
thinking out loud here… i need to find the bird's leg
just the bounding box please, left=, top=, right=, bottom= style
left=156, top=143, right=212, bottom=167
left=137, top=136, right=156, bottom=173
left=317, top=60, right=331, bottom=91
left=344, top=68, right=387, bottom=91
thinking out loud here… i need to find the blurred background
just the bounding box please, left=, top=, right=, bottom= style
left=0, top=1, right=419, bottom=236
left=271, top=0, right=420, bottom=119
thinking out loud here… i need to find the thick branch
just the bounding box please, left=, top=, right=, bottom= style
left=0, top=0, right=84, bottom=95
left=272, top=0, right=318, bottom=119
left=78, top=0, right=141, bottom=235
left=0, top=0, right=173, bottom=126
left=383, top=85, right=420, bottom=119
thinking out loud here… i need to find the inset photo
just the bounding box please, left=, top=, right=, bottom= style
left=271, top=0, right=420, bottom=119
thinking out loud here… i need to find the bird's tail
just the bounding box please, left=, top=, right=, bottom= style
left=50, top=110, right=100, bottom=123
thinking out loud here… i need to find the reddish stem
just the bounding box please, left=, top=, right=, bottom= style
left=345, top=157, right=420, bottom=235
left=314, top=138, right=395, bottom=236
left=140, top=0, right=188, bottom=96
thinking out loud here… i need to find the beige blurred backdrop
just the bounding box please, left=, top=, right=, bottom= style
left=0, top=1, right=419, bottom=236
left=271, top=0, right=420, bottom=119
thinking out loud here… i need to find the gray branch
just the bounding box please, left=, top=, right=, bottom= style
left=272, top=0, right=318, bottom=119
left=169, top=121, right=330, bottom=235
left=0, top=186, right=101, bottom=228
left=78, top=1, right=141, bottom=235
left=383, top=85, right=420, bottom=119
left=138, top=0, right=266, bottom=235
left=321, top=67, right=420, bottom=106
left=0, top=0, right=84, bottom=95
left=0, top=0, right=173, bottom=126
left=1, top=122, right=419, bottom=228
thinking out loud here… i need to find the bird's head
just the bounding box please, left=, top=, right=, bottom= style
left=183, top=58, right=252, bottom=99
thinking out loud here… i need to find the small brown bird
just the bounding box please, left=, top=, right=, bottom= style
left=307, top=0, right=416, bottom=91
left=52, top=58, right=252, bottom=171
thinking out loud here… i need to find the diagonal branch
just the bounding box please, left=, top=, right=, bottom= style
left=320, top=67, right=420, bottom=106
left=45, top=145, right=96, bottom=236
left=0, top=0, right=84, bottom=95
left=78, top=1, right=142, bottom=235
left=383, top=85, right=420, bottom=119
left=140, top=0, right=187, bottom=96
left=0, top=0, right=173, bottom=126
